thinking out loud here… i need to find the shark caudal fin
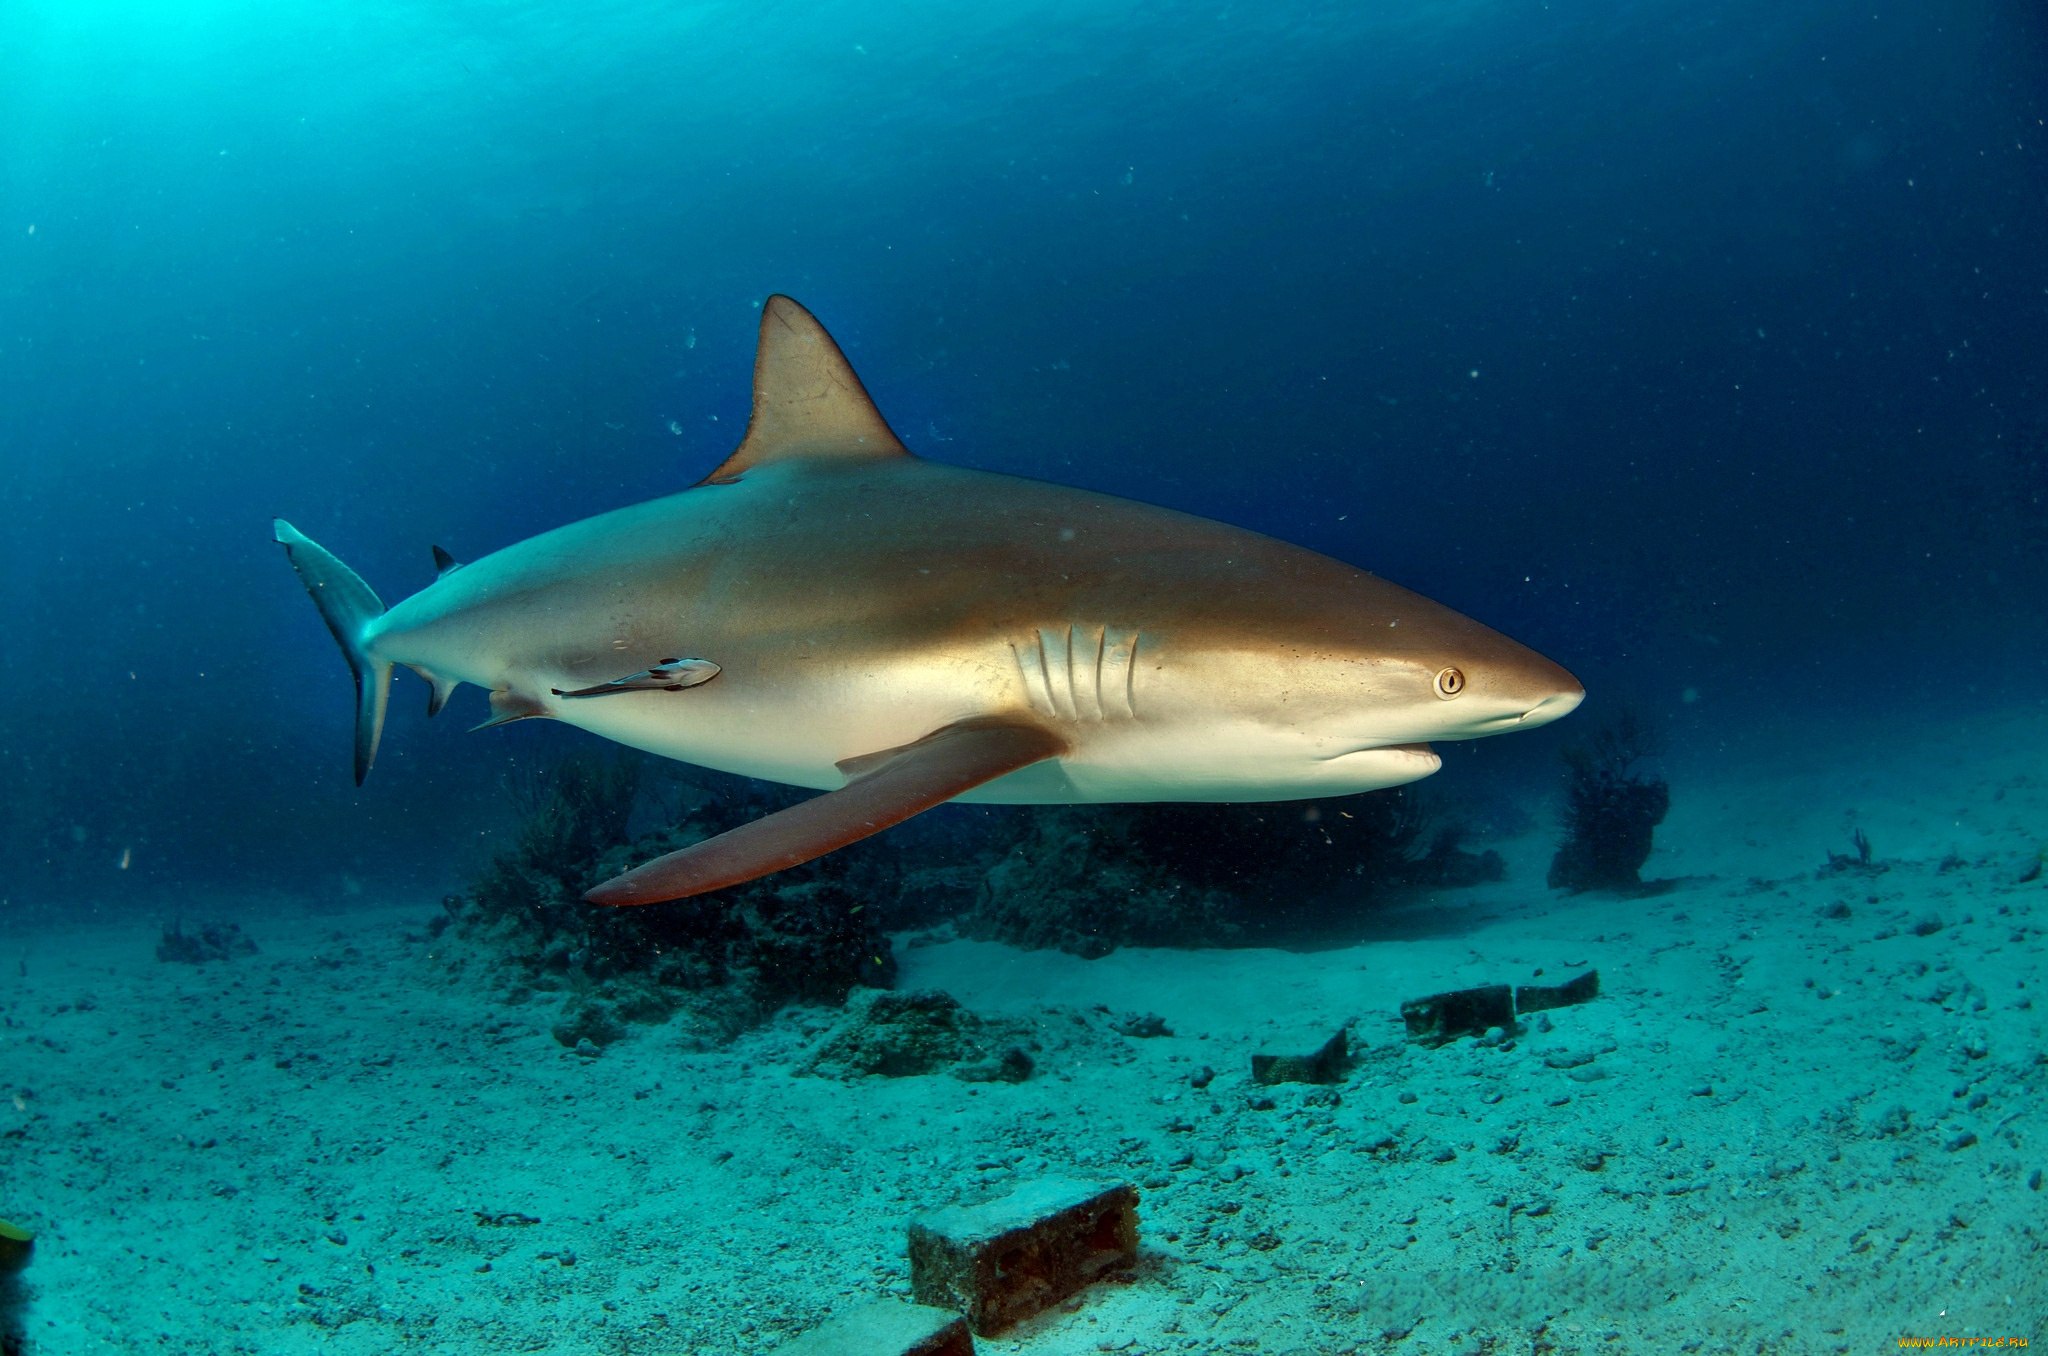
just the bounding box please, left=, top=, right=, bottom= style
left=273, top=519, right=392, bottom=785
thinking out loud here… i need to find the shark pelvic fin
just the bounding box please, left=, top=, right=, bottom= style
left=471, top=689, right=549, bottom=731
left=586, top=716, right=1067, bottom=905
left=699, top=295, right=909, bottom=485
left=273, top=519, right=392, bottom=786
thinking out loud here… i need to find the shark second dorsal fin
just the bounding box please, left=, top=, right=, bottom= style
left=699, top=295, right=909, bottom=485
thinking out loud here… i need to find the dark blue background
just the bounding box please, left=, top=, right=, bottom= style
left=3, top=0, right=2043, bottom=904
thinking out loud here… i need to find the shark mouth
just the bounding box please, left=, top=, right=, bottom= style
left=1319, top=741, right=1439, bottom=765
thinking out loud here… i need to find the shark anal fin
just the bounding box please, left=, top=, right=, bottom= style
left=586, top=717, right=1066, bottom=906
left=407, top=665, right=460, bottom=718
left=552, top=658, right=720, bottom=698
left=699, top=295, right=910, bottom=486
left=471, top=689, right=549, bottom=731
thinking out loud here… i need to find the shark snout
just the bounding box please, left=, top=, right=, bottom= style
left=1448, top=651, right=1583, bottom=738
left=1517, top=683, right=1584, bottom=728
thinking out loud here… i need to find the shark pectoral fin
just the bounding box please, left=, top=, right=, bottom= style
left=586, top=717, right=1067, bottom=906
left=471, top=689, right=549, bottom=731
left=551, top=658, right=720, bottom=699
left=698, top=295, right=910, bottom=485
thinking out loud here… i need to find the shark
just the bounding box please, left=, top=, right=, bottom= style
left=275, top=295, right=1582, bottom=906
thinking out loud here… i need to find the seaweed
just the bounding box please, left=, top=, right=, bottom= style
left=1547, top=712, right=1670, bottom=893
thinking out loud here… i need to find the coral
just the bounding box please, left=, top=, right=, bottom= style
left=441, top=754, right=898, bottom=1044
left=964, top=789, right=1504, bottom=956
left=1821, top=828, right=1888, bottom=878
left=803, top=988, right=1036, bottom=1081
left=1547, top=712, right=1670, bottom=893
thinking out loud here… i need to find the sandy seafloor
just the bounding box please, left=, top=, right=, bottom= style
left=3, top=701, right=2044, bottom=1355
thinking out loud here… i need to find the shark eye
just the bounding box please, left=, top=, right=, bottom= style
left=1434, top=667, right=1466, bottom=699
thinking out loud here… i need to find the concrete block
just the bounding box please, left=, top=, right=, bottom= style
left=908, top=1178, right=1138, bottom=1335
left=1250, top=1027, right=1348, bottom=1084
left=1515, top=969, right=1599, bottom=1015
left=1400, top=983, right=1514, bottom=1045
left=769, top=1298, right=973, bottom=1356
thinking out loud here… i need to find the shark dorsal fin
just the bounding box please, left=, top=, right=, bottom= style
left=700, top=295, right=909, bottom=485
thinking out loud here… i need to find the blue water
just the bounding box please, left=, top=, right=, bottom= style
left=3, top=1, right=2043, bottom=896
left=4, top=4, right=2048, bottom=1351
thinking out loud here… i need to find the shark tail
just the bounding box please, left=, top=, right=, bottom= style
left=273, top=519, right=392, bottom=785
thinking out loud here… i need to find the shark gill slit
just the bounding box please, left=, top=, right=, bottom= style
left=1125, top=628, right=1140, bottom=721
left=1013, top=626, right=1138, bottom=724
left=1088, top=624, right=1107, bottom=723
left=1011, top=638, right=1052, bottom=719
left=1060, top=624, right=1080, bottom=721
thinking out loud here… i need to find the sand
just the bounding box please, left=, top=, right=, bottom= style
left=2, top=702, right=2043, bottom=1354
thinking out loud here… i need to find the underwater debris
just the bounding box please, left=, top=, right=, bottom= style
left=154, top=920, right=258, bottom=965
left=1514, top=969, right=1601, bottom=1015
left=0, top=1221, right=30, bottom=1273
left=1401, top=970, right=1600, bottom=1046
left=1548, top=713, right=1670, bottom=893
left=908, top=1179, right=1139, bottom=1336
left=769, top=1298, right=972, bottom=1356
left=1250, top=1027, right=1349, bottom=1085
left=1401, top=984, right=1516, bottom=1045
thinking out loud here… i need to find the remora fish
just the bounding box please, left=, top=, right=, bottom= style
left=276, top=296, right=1582, bottom=905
